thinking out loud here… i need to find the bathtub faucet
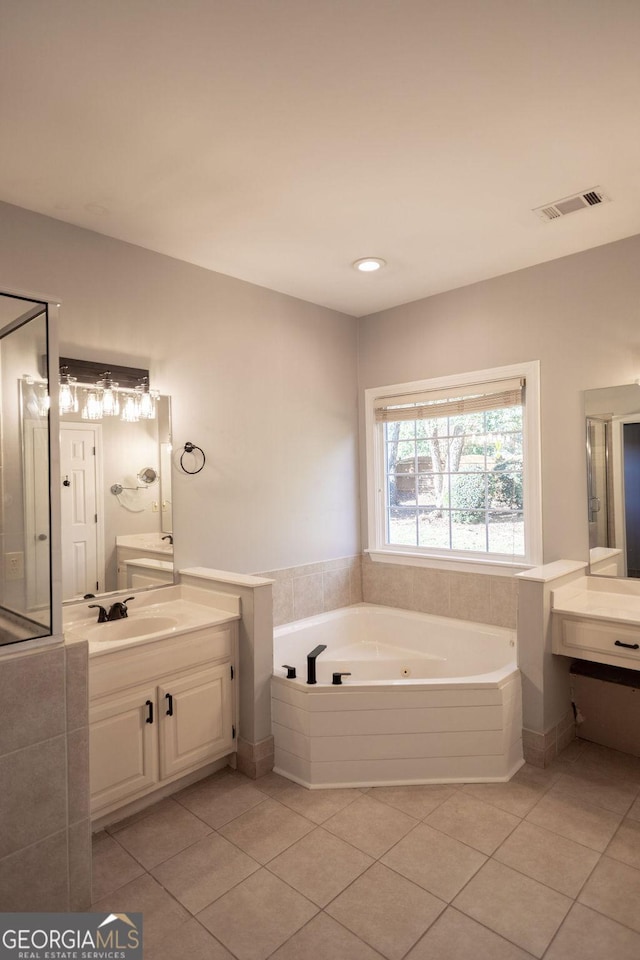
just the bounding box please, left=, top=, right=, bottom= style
left=306, top=644, right=327, bottom=684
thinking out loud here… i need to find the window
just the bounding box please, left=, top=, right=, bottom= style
left=365, top=362, right=541, bottom=572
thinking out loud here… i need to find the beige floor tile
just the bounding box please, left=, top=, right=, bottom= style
left=573, top=743, right=640, bottom=785
left=270, top=911, right=384, bottom=960
left=452, top=859, right=572, bottom=958
left=493, top=820, right=600, bottom=897
left=197, top=868, right=318, bottom=960
left=104, top=796, right=179, bottom=834
left=550, top=768, right=639, bottom=815
left=256, top=772, right=360, bottom=823
left=175, top=772, right=268, bottom=828
left=150, top=833, right=260, bottom=913
left=367, top=784, right=457, bottom=819
left=267, top=826, right=373, bottom=906
left=217, top=797, right=314, bottom=864
left=144, top=917, right=235, bottom=960
left=381, top=823, right=486, bottom=902
left=460, top=763, right=557, bottom=818
left=326, top=862, right=445, bottom=960
left=607, top=817, right=640, bottom=869
left=525, top=790, right=622, bottom=852
left=405, top=906, right=536, bottom=960
left=627, top=796, right=640, bottom=821
left=109, top=798, right=212, bottom=869
left=544, top=902, right=640, bottom=960
left=91, top=873, right=191, bottom=944
left=424, top=792, right=520, bottom=855
left=578, top=854, right=640, bottom=932
left=322, top=794, right=418, bottom=858
left=91, top=833, right=146, bottom=901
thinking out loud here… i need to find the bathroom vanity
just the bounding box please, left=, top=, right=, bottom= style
left=552, top=576, right=640, bottom=670
left=552, top=575, right=640, bottom=756
left=65, top=585, right=240, bottom=822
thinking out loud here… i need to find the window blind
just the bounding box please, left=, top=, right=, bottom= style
left=374, top=377, right=524, bottom=423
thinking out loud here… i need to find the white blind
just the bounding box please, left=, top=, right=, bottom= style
left=374, top=377, right=524, bottom=423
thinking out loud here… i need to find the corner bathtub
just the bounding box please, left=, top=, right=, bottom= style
left=272, top=604, right=523, bottom=788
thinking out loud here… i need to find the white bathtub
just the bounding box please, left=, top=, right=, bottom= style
left=271, top=604, right=523, bottom=788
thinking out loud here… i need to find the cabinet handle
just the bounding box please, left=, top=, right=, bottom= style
left=614, top=640, right=640, bottom=650
left=165, top=692, right=174, bottom=717
left=145, top=699, right=154, bottom=724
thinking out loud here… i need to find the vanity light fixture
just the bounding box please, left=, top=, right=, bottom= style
left=59, top=358, right=159, bottom=424
left=59, top=366, right=79, bottom=414
left=353, top=257, right=386, bottom=273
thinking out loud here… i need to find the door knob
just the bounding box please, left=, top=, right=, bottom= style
left=62, top=476, right=71, bottom=487
left=37, top=533, right=48, bottom=541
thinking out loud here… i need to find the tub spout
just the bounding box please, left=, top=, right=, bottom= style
left=306, top=644, right=327, bottom=684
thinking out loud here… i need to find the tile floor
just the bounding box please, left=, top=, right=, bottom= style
left=91, top=739, right=640, bottom=960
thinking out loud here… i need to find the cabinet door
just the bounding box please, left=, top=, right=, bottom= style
left=90, top=685, right=159, bottom=815
left=158, top=663, right=233, bottom=780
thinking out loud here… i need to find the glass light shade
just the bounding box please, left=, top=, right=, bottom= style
left=120, top=393, right=139, bottom=422
left=97, top=375, right=120, bottom=417
left=37, top=383, right=51, bottom=417
left=81, top=388, right=103, bottom=420
left=135, top=378, right=158, bottom=419
left=59, top=374, right=78, bottom=413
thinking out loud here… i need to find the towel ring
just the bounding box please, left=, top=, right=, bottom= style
left=180, top=441, right=206, bottom=475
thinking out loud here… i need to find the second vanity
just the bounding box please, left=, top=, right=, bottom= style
left=552, top=575, right=640, bottom=670
left=65, top=584, right=240, bottom=823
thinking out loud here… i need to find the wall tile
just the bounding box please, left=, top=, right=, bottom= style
left=68, top=819, right=92, bottom=911
left=449, top=572, right=491, bottom=623
left=323, top=569, right=351, bottom=612
left=322, top=556, right=355, bottom=572
left=361, top=557, right=413, bottom=609
left=350, top=558, right=363, bottom=604
left=411, top=568, right=451, bottom=617
left=66, top=641, right=88, bottom=732
left=489, top=577, right=518, bottom=628
left=0, top=735, right=67, bottom=858
left=67, top=726, right=90, bottom=825
left=272, top=579, right=294, bottom=627
left=0, top=647, right=65, bottom=755
left=0, top=829, right=69, bottom=911
left=293, top=574, right=324, bottom=620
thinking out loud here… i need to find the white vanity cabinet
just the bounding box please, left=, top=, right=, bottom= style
left=551, top=577, right=640, bottom=671
left=89, top=622, right=237, bottom=818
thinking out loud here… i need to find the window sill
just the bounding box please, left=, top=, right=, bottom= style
left=365, top=548, right=534, bottom=578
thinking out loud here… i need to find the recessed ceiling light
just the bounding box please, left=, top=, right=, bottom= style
left=353, top=257, right=386, bottom=272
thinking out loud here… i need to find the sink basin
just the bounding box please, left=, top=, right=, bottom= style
left=88, top=615, right=179, bottom=643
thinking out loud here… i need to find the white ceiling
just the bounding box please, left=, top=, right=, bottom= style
left=1, top=0, right=639, bottom=317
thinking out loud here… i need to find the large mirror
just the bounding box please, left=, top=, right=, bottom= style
left=58, top=360, right=174, bottom=601
left=0, top=291, right=52, bottom=644
left=585, top=383, right=640, bottom=578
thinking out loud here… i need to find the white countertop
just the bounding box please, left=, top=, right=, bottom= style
left=552, top=576, right=640, bottom=627
left=64, top=584, right=240, bottom=656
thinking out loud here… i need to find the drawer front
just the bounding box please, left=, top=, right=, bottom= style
left=90, top=624, right=235, bottom=699
left=561, top=618, right=640, bottom=664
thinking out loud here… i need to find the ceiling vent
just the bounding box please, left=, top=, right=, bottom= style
left=533, top=187, right=610, bottom=222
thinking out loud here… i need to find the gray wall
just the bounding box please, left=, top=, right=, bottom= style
left=357, top=234, right=640, bottom=566
left=0, top=201, right=360, bottom=575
